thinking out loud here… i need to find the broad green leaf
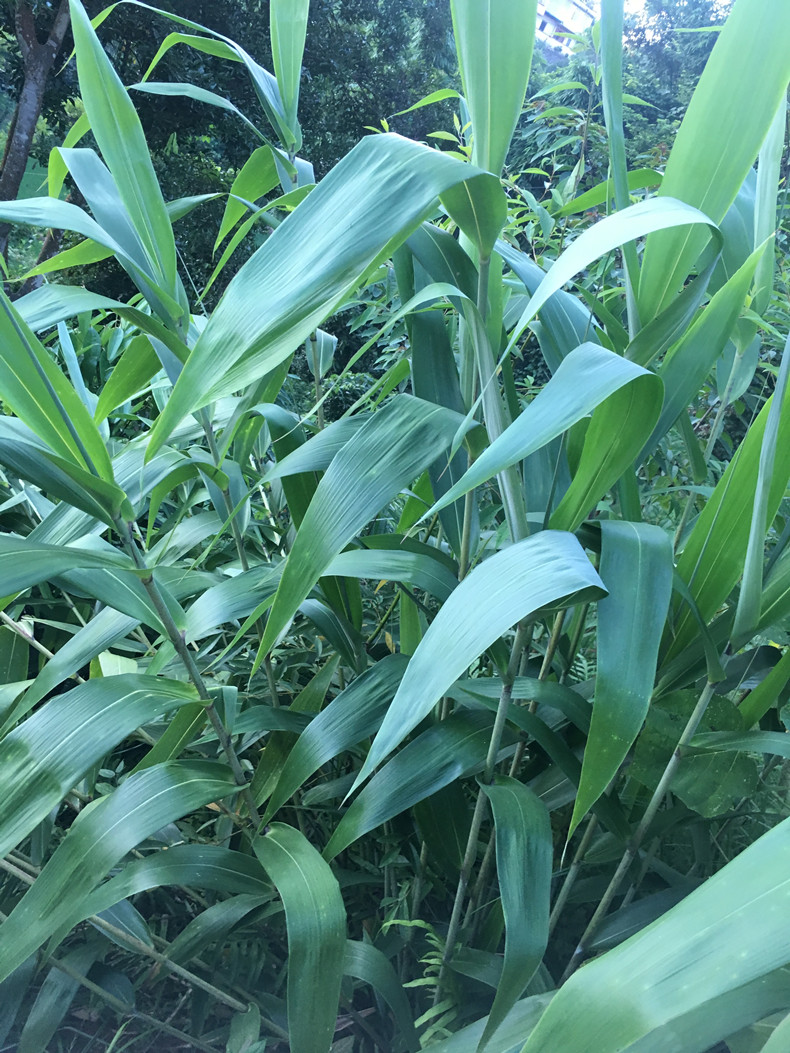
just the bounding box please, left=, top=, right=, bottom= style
left=253, top=824, right=346, bottom=1053
left=70, top=0, right=181, bottom=315
left=353, top=530, right=605, bottom=789
left=637, top=0, right=790, bottom=321
left=667, top=380, right=790, bottom=663
left=214, top=145, right=279, bottom=252
left=82, top=845, right=271, bottom=920
left=11, top=609, right=140, bottom=721
left=255, top=395, right=465, bottom=665
left=478, top=777, right=552, bottom=1052
left=0, top=761, right=236, bottom=982
left=264, top=654, right=408, bottom=823
left=0, top=419, right=123, bottom=526
left=571, top=522, right=673, bottom=834
left=270, top=0, right=309, bottom=146
left=521, top=814, right=790, bottom=1052
left=131, top=81, right=264, bottom=143
left=441, top=174, right=508, bottom=258
left=146, top=135, right=499, bottom=455
left=166, top=893, right=272, bottom=966
left=507, top=199, right=719, bottom=354
left=450, top=0, right=537, bottom=175
left=424, top=344, right=655, bottom=517
left=733, top=331, right=790, bottom=643
left=13, top=284, right=189, bottom=364
left=0, top=293, right=114, bottom=481
left=0, top=533, right=135, bottom=596
left=549, top=371, right=663, bottom=533
left=22, top=236, right=114, bottom=279
left=0, top=675, right=197, bottom=858
left=326, top=712, right=504, bottom=860
left=343, top=940, right=419, bottom=1052
left=644, top=245, right=765, bottom=453
left=553, top=169, right=662, bottom=218
left=94, top=334, right=161, bottom=422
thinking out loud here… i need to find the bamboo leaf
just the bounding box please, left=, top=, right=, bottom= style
left=450, top=0, right=538, bottom=175
left=265, top=654, right=408, bottom=823
left=0, top=293, right=114, bottom=481
left=571, top=522, right=673, bottom=834
left=424, top=344, right=656, bottom=518
left=326, top=712, right=504, bottom=860
left=478, top=777, right=552, bottom=1051
left=0, top=761, right=236, bottom=982
left=270, top=0, right=309, bottom=147
left=666, top=377, right=790, bottom=663
left=0, top=675, right=197, bottom=859
left=507, top=199, right=720, bottom=353
left=353, top=531, right=605, bottom=790
left=548, top=371, right=662, bottom=532
left=253, top=824, right=346, bottom=1053
left=637, top=0, right=790, bottom=321
left=521, top=814, right=790, bottom=1052
left=70, top=0, right=183, bottom=320
left=146, top=135, right=499, bottom=455
left=343, top=940, right=419, bottom=1052
left=255, top=395, right=466, bottom=665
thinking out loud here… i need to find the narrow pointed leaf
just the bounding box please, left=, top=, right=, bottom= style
left=354, top=531, right=605, bottom=788
left=424, top=344, right=655, bottom=518
left=326, top=712, right=503, bottom=860
left=450, top=0, right=538, bottom=174
left=571, top=522, right=673, bottom=834
left=637, top=0, right=790, bottom=321
left=256, top=395, right=465, bottom=663
left=477, top=776, right=552, bottom=1051
left=508, top=199, right=719, bottom=353
left=343, top=940, right=419, bottom=1052
left=253, top=824, right=346, bottom=1053
left=0, top=761, right=236, bottom=982
left=70, top=0, right=180, bottom=308
left=0, top=676, right=197, bottom=859
left=0, top=293, right=114, bottom=479
left=265, top=655, right=408, bottom=822
left=270, top=0, right=309, bottom=143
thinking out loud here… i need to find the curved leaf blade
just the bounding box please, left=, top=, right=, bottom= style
left=253, top=823, right=346, bottom=1053
left=354, top=531, right=606, bottom=788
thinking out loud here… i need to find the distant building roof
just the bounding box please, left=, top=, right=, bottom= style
left=536, top=1, right=597, bottom=56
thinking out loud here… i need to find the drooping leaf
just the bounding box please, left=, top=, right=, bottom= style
left=521, top=814, right=790, bottom=1052
left=354, top=531, right=605, bottom=788
left=571, top=521, right=673, bottom=834
left=255, top=395, right=466, bottom=665
left=0, top=676, right=197, bottom=859
left=477, top=776, right=552, bottom=1051
left=146, top=135, right=502, bottom=454
left=253, top=824, right=346, bottom=1053
left=0, top=761, right=236, bottom=982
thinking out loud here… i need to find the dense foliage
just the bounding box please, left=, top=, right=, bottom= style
left=0, top=0, right=789, bottom=1051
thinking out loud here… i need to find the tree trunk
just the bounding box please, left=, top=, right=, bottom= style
left=0, top=0, right=71, bottom=261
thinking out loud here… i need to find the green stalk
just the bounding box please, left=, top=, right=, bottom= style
left=562, top=679, right=717, bottom=980
left=114, top=518, right=261, bottom=826
left=434, top=621, right=531, bottom=1002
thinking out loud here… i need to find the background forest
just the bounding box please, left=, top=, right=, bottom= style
left=2, top=1, right=790, bottom=1052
